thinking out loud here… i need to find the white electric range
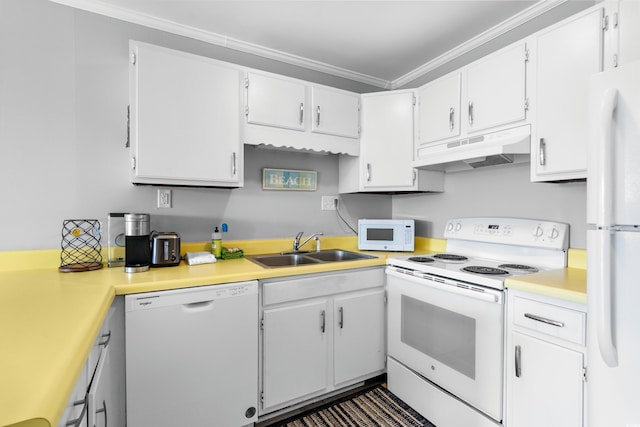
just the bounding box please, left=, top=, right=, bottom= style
left=386, top=217, right=569, bottom=426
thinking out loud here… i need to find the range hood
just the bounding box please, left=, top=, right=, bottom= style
left=413, top=125, right=531, bottom=172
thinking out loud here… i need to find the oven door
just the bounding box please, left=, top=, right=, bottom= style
left=386, top=268, right=504, bottom=421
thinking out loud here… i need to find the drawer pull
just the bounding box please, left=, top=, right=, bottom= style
left=524, top=313, right=565, bottom=328
left=66, top=396, right=88, bottom=427
left=98, top=330, right=111, bottom=347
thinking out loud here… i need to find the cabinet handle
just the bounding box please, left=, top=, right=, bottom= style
left=539, top=138, right=546, bottom=166
left=316, top=105, right=321, bottom=127
left=231, top=152, right=237, bottom=176
left=449, top=107, right=455, bottom=131
left=98, top=330, right=111, bottom=347
left=66, top=396, right=88, bottom=427
left=468, top=101, right=474, bottom=126
left=339, top=306, right=344, bottom=329
left=96, top=399, right=108, bottom=427
left=515, top=345, right=522, bottom=378
left=299, top=103, right=304, bottom=125
left=321, top=310, right=326, bottom=333
left=524, top=313, right=565, bottom=328
left=366, top=163, right=372, bottom=182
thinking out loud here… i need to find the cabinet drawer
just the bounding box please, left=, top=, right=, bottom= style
left=512, top=296, right=585, bottom=345
left=263, top=268, right=384, bottom=306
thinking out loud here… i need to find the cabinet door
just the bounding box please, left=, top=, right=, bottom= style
left=262, top=300, right=329, bottom=410
left=88, top=346, right=111, bottom=427
left=246, top=72, right=306, bottom=131
left=361, top=91, right=416, bottom=190
left=334, top=289, right=386, bottom=386
left=507, top=332, right=584, bottom=427
left=311, top=86, right=360, bottom=138
left=465, top=42, right=527, bottom=133
left=57, top=364, right=88, bottom=427
left=417, top=72, right=462, bottom=145
left=532, top=8, right=603, bottom=181
left=131, top=43, right=242, bottom=186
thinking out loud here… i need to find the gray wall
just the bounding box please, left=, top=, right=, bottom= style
left=393, top=163, right=587, bottom=248
left=0, top=0, right=587, bottom=251
left=0, top=0, right=389, bottom=251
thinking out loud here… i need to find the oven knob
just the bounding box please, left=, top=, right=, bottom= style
left=548, top=227, right=559, bottom=239
left=532, top=225, right=544, bottom=238
left=446, top=222, right=454, bottom=233
left=454, top=222, right=462, bottom=232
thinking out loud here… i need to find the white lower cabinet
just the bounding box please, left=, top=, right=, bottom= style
left=58, top=298, right=125, bottom=427
left=506, top=289, right=586, bottom=427
left=260, top=268, right=386, bottom=415
left=262, top=299, right=330, bottom=409
left=87, top=297, right=126, bottom=427
left=333, top=290, right=386, bottom=386
left=58, top=364, right=88, bottom=427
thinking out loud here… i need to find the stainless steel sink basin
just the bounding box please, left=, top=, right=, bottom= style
left=247, top=249, right=376, bottom=268
left=305, top=250, right=375, bottom=262
left=249, top=254, right=322, bottom=268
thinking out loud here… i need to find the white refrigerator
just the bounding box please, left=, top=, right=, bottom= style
left=587, top=59, right=640, bottom=426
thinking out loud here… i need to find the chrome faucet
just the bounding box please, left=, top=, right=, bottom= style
left=293, top=231, right=323, bottom=252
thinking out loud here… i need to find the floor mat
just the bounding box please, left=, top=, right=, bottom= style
left=272, top=385, right=436, bottom=427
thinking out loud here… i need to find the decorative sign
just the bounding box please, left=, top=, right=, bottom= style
left=262, top=168, right=317, bottom=191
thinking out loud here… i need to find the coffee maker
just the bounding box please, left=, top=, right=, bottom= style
left=124, top=213, right=151, bottom=273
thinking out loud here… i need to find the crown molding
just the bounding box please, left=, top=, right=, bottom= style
left=48, top=0, right=392, bottom=88
left=50, top=0, right=566, bottom=90
left=390, top=0, right=568, bottom=88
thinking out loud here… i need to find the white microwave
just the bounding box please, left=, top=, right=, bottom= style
left=358, top=219, right=415, bottom=251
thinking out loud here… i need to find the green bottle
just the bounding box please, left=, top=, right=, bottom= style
left=211, top=226, right=222, bottom=258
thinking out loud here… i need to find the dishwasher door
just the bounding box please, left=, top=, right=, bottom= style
left=125, top=281, right=258, bottom=427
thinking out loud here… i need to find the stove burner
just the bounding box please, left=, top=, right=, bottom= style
left=432, top=253, right=468, bottom=262
left=462, top=266, right=509, bottom=275
left=498, top=264, right=539, bottom=274
left=408, top=257, right=435, bottom=263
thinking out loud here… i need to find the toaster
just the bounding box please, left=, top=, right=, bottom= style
left=151, top=232, right=181, bottom=267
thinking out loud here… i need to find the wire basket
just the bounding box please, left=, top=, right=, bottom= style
left=59, top=219, right=103, bottom=272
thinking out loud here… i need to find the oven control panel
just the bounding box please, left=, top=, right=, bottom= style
left=444, top=217, right=569, bottom=250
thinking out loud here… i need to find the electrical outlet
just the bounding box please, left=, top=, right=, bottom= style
left=157, top=189, right=172, bottom=208
left=321, top=196, right=338, bottom=211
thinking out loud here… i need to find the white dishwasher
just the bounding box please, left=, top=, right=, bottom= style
left=125, top=281, right=258, bottom=427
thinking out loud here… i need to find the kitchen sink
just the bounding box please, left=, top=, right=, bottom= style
left=305, top=249, right=373, bottom=262
left=248, top=249, right=376, bottom=268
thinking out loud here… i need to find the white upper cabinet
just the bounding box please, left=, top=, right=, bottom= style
left=361, top=91, right=416, bottom=189
left=339, top=90, right=444, bottom=193
left=530, top=7, right=604, bottom=182
left=129, top=41, right=243, bottom=187
left=414, top=40, right=530, bottom=170
left=417, top=72, right=462, bottom=145
left=246, top=72, right=306, bottom=131
left=310, top=86, right=360, bottom=139
left=244, top=71, right=360, bottom=155
left=465, top=41, right=528, bottom=133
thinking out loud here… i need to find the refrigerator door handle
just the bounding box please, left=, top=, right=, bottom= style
left=596, top=229, right=618, bottom=367
left=597, top=87, right=618, bottom=226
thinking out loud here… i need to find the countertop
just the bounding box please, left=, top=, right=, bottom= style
left=0, top=237, right=585, bottom=427
left=504, top=248, right=587, bottom=304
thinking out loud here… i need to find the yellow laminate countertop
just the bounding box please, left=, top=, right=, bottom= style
left=2, top=235, right=439, bottom=427
left=1, top=237, right=584, bottom=427
left=505, top=249, right=587, bottom=304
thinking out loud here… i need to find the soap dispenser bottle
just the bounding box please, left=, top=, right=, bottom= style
left=211, top=226, right=222, bottom=258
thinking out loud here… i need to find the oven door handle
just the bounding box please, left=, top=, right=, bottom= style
left=386, top=268, right=500, bottom=303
